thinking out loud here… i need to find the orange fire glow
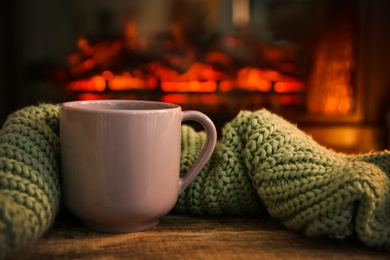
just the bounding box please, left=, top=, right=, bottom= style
left=154, top=62, right=219, bottom=92
left=68, top=75, right=106, bottom=92
left=67, top=61, right=303, bottom=95
left=67, top=28, right=307, bottom=110
left=307, top=8, right=355, bottom=116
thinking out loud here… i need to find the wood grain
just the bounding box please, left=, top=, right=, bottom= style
left=9, top=211, right=390, bottom=259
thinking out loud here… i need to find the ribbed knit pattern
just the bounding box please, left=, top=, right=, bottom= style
left=178, top=110, right=390, bottom=250
left=0, top=104, right=61, bottom=259
left=1, top=105, right=390, bottom=258
left=176, top=125, right=265, bottom=216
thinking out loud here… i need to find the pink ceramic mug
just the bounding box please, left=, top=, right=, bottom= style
left=60, top=100, right=217, bottom=233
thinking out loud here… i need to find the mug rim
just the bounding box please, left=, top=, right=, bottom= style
left=61, top=100, right=180, bottom=113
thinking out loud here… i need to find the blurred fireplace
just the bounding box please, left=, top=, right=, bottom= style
left=66, top=1, right=358, bottom=120
left=2, top=0, right=390, bottom=153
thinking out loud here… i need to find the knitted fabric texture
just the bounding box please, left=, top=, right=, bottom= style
left=177, top=111, right=390, bottom=250
left=0, top=104, right=61, bottom=259
left=1, top=104, right=390, bottom=258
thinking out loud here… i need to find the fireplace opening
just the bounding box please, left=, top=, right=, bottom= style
left=64, top=0, right=359, bottom=134
left=2, top=0, right=390, bottom=153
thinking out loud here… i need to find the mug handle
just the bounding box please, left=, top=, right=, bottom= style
left=178, top=111, right=217, bottom=194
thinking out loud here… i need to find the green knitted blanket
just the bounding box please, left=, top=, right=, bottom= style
left=1, top=104, right=390, bottom=258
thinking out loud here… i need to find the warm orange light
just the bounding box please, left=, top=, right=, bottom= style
left=78, top=93, right=110, bottom=100
left=102, top=70, right=114, bottom=80
left=124, top=20, right=137, bottom=49
left=68, top=53, right=81, bottom=66
left=205, top=52, right=231, bottom=65
left=263, top=48, right=282, bottom=61
left=161, top=94, right=220, bottom=105
left=68, top=37, right=309, bottom=104
left=161, top=80, right=217, bottom=92
left=201, top=94, right=219, bottom=105
left=109, top=73, right=146, bottom=91
left=307, top=8, right=355, bottom=116
left=68, top=76, right=106, bottom=92
left=84, top=59, right=95, bottom=70
left=77, top=37, right=94, bottom=56
left=77, top=37, right=89, bottom=49
left=274, top=81, right=304, bottom=93
left=155, top=62, right=219, bottom=92
left=236, top=68, right=272, bottom=92
left=92, top=76, right=106, bottom=91
left=161, top=94, right=190, bottom=104
left=279, top=95, right=303, bottom=106
left=219, top=80, right=234, bottom=92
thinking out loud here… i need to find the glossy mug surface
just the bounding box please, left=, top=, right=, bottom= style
left=60, top=100, right=217, bottom=233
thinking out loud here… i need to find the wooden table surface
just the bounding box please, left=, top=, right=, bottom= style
left=9, top=211, right=390, bottom=260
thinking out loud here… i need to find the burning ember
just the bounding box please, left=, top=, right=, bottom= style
left=66, top=35, right=305, bottom=111
left=68, top=60, right=303, bottom=94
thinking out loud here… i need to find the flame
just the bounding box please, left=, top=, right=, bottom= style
left=161, top=81, right=217, bottom=92
left=109, top=72, right=148, bottom=91
left=274, top=81, right=304, bottom=93
left=68, top=37, right=124, bottom=77
left=124, top=20, right=137, bottom=49
left=236, top=68, right=272, bottom=92
left=158, top=62, right=219, bottom=92
left=67, top=69, right=157, bottom=92
left=77, top=37, right=94, bottom=56
left=68, top=62, right=303, bottom=95
left=67, top=36, right=304, bottom=98
left=68, top=75, right=106, bottom=92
